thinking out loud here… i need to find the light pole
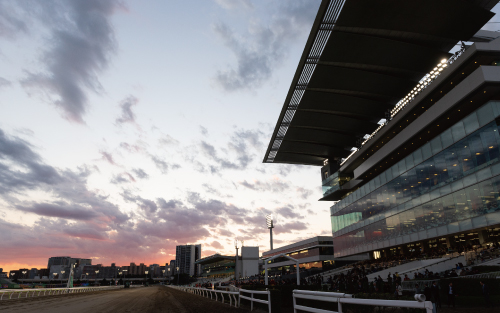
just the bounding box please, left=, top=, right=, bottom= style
left=266, top=214, right=274, bottom=250
left=176, top=267, right=180, bottom=285
left=10, top=272, right=15, bottom=281
left=145, top=270, right=148, bottom=285
left=123, top=269, right=127, bottom=285
left=162, top=270, right=165, bottom=284
left=53, top=273, right=58, bottom=284
left=167, top=268, right=171, bottom=284
left=234, top=239, right=240, bottom=281
left=95, top=270, right=99, bottom=285
left=22, top=270, right=27, bottom=283
left=86, top=272, right=89, bottom=284
left=60, top=270, right=65, bottom=285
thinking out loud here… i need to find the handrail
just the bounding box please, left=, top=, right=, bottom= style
left=0, top=286, right=123, bottom=301
left=292, top=290, right=432, bottom=313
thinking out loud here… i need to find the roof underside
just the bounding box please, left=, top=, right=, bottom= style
left=264, top=0, right=497, bottom=166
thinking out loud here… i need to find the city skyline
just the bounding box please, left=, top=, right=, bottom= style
left=0, top=0, right=333, bottom=273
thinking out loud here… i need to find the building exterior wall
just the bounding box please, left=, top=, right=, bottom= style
left=332, top=101, right=500, bottom=257
left=175, top=244, right=201, bottom=276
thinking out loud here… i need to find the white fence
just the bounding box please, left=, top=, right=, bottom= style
left=239, top=288, right=271, bottom=313
left=0, top=286, right=123, bottom=301
left=293, top=290, right=433, bottom=313
left=168, top=285, right=271, bottom=312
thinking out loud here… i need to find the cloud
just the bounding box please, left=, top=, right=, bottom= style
left=110, top=172, right=136, bottom=184
left=296, top=187, right=313, bottom=199
left=116, top=95, right=138, bottom=125
left=212, top=0, right=320, bottom=91
left=276, top=206, right=302, bottom=219
left=131, top=168, right=148, bottom=179
left=158, top=134, right=179, bottom=146
left=100, top=151, right=117, bottom=166
left=0, top=77, right=11, bottom=88
left=211, top=241, right=224, bottom=250
left=18, top=0, right=123, bottom=123
left=239, top=178, right=290, bottom=193
left=16, top=202, right=98, bottom=220
left=214, top=0, right=253, bottom=10
left=200, top=126, right=208, bottom=136
left=150, top=155, right=180, bottom=174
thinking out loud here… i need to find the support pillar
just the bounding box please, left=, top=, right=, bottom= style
left=478, top=230, right=489, bottom=245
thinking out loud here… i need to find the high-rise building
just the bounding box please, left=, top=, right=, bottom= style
left=264, top=1, right=500, bottom=261
left=175, top=244, right=201, bottom=276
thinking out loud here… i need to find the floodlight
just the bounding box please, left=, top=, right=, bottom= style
left=266, top=214, right=274, bottom=229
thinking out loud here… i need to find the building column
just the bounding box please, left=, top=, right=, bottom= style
left=445, top=236, right=456, bottom=248
left=478, top=230, right=489, bottom=245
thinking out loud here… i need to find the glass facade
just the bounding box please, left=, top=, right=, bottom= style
left=331, top=101, right=500, bottom=257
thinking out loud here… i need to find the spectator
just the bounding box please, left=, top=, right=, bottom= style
left=395, top=282, right=402, bottom=298
left=432, top=281, right=441, bottom=309
left=480, top=281, right=490, bottom=307
left=447, top=282, right=455, bottom=308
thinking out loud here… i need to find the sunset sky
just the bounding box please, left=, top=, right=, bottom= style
left=0, top=0, right=331, bottom=273
left=2, top=0, right=500, bottom=274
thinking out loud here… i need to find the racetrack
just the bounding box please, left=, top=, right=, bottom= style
left=0, top=286, right=251, bottom=313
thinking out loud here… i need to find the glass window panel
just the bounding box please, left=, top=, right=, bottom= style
left=463, top=173, right=477, bottom=187
left=465, top=185, right=483, bottom=218
left=463, top=112, right=480, bottom=135
left=398, top=159, right=406, bottom=175
left=451, top=121, right=466, bottom=142
left=440, top=129, right=454, bottom=149
left=469, top=132, right=487, bottom=168
left=380, top=172, right=387, bottom=185
left=405, top=154, right=414, bottom=170
left=480, top=123, right=500, bottom=165
left=491, top=101, right=500, bottom=118
left=453, top=191, right=468, bottom=222
left=430, top=136, right=443, bottom=155
left=392, top=163, right=399, bottom=179
left=476, top=167, right=492, bottom=182
left=457, top=138, right=474, bottom=175
left=477, top=102, right=494, bottom=127
left=413, top=148, right=423, bottom=165
left=422, top=142, right=432, bottom=160
left=386, top=169, right=393, bottom=182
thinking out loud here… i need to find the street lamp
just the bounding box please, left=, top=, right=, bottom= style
left=266, top=214, right=274, bottom=250
left=176, top=267, right=180, bottom=285
left=53, top=273, right=58, bottom=284
left=145, top=270, right=149, bottom=284
left=60, top=270, right=65, bottom=285
left=168, top=268, right=171, bottom=284
left=86, top=273, right=89, bottom=283
left=22, top=270, right=27, bottom=282
left=95, top=270, right=99, bottom=285
left=162, top=270, right=165, bottom=284
left=123, top=269, right=127, bottom=284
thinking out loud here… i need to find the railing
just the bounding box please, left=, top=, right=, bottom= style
left=239, top=288, right=271, bottom=313
left=168, top=286, right=271, bottom=312
left=401, top=279, right=439, bottom=291
left=0, top=286, right=123, bottom=301
left=455, top=270, right=500, bottom=279
left=293, top=290, right=352, bottom=313
left=293, top=290, right=433, bottom=313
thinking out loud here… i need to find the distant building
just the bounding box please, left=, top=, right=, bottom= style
left=175, top=244, right=201, bottom=276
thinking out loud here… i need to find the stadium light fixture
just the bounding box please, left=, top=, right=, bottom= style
left=266, top=214, right=275, bottom=250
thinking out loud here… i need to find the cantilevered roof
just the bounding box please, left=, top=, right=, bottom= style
left=264, top=0, right=497, bottom=166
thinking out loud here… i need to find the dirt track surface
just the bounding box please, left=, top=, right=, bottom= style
left=0, top=286, right=251, bottom=313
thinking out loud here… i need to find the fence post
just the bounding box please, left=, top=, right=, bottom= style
left=251, top=291, right=254, bottom=311
left=238, top=290, right=241, bottom=308
left=338, top=297, right=343, bottom=313
left=293, top=291, right=297, bottom=313
left=267, top=288, right=271, bottom=313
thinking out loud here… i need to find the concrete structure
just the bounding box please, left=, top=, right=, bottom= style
left=175, top=244, right=201, bottom=276
left=262, top=236, right=338, bottom=273
left=196, top=247, right=259, bottom=279
left=239, top=246, right=259, bottom=278
left=264, top=0, right=500, bottom=260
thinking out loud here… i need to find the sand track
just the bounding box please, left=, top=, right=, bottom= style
left=0, top=286, right=251, bottom=313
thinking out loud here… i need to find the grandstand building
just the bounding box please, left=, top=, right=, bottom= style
left=264, top=0, right=500, bottom=260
